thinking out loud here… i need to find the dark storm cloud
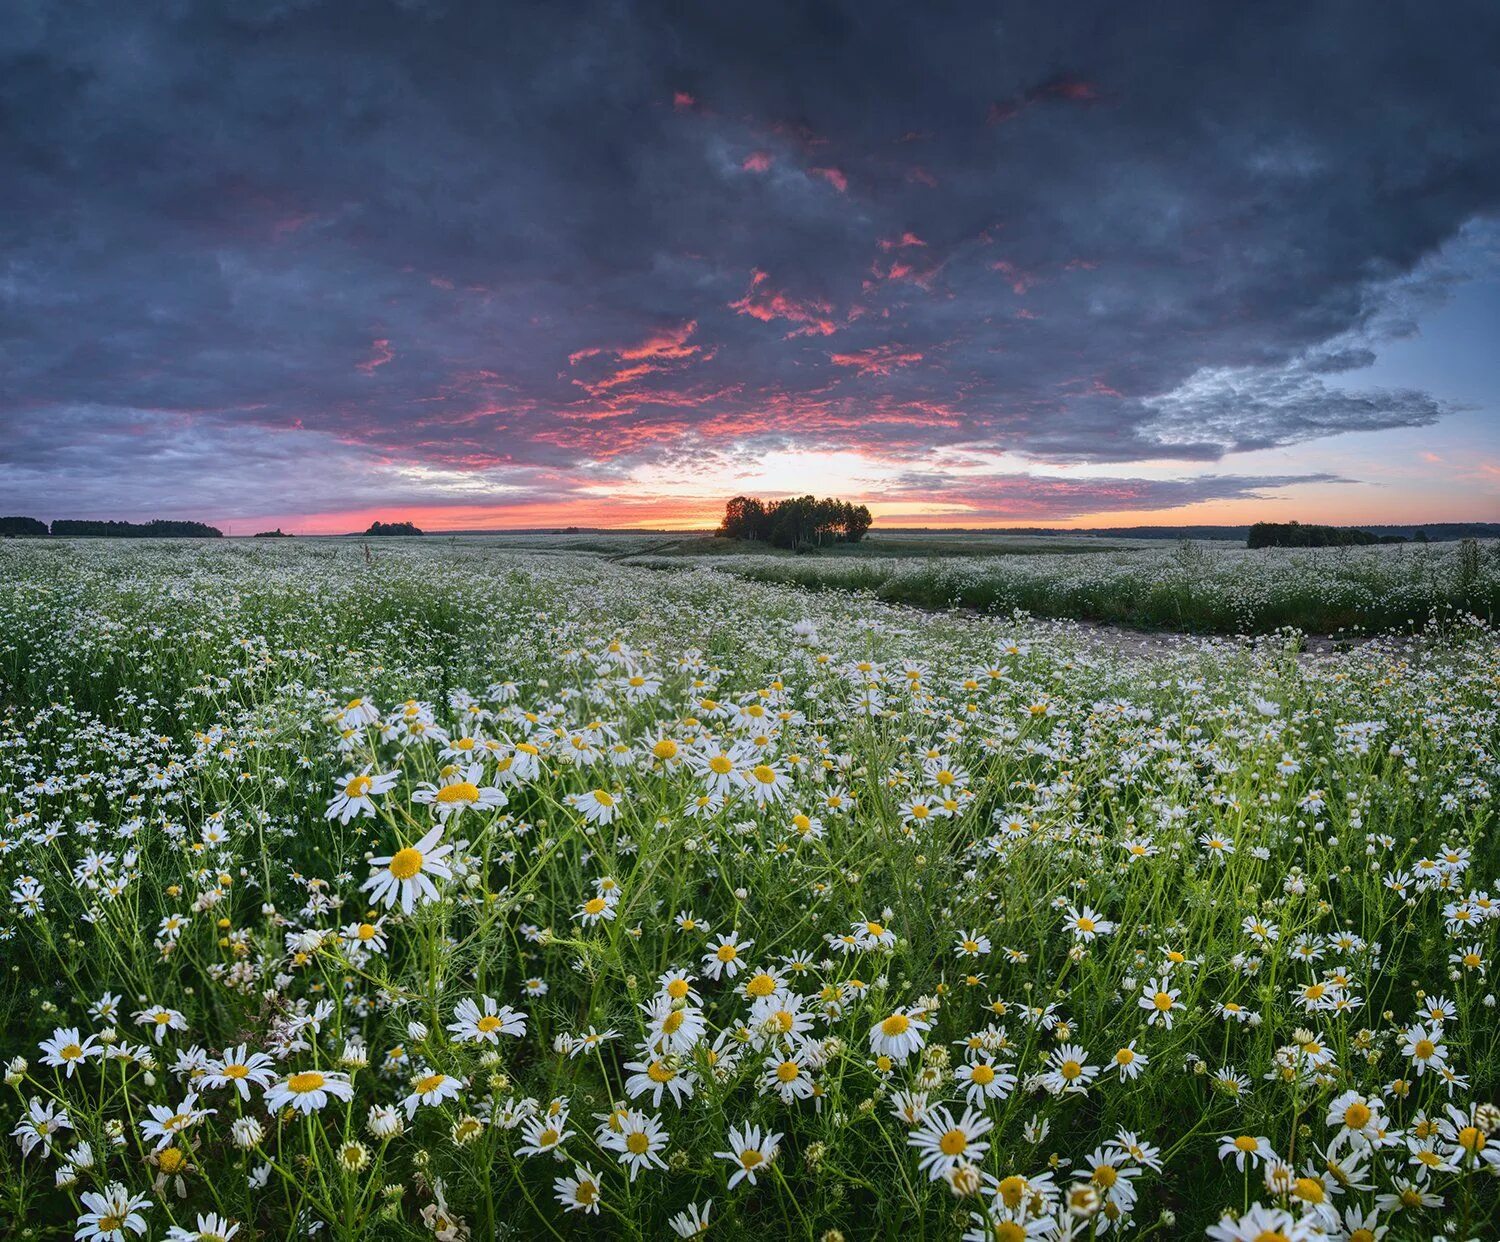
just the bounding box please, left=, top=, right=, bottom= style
left=2, top=0, right=1497, bottom=518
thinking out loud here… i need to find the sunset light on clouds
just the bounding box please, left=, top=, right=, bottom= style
left=3, top=2, right=1498, bottom=532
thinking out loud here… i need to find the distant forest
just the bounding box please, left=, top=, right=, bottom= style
left=1, top=517, right=222, bottom=538
left=718, top=495, right=872, bottom=549
left=363, top=520, right=424, bottom=536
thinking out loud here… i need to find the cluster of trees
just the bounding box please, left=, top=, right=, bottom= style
left=1247, top=521, right=1406, bottom=548
left=363, top=520, right=424, bottom=536
left=718, top=495, right=872, bottom=549
left=0, top=516, right=48, bottom=537
left=2, top=517, right=222, bottom=538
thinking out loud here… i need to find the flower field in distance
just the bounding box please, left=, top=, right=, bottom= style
left=0, top=538, right=1497, bottom=1241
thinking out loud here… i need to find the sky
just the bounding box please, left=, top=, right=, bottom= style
left=2, top=1, right=1498, bottom=534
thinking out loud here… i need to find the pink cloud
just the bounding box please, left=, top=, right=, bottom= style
left=830, top=344, right=925, bottom=376
left=809, top=166, right=848, bottom=193
left=742, top=150, right=774, bottom=173
left=729, top=270, right=839, bottom=337
left=356, top=338, right=394, bottom=373
left=878, top=232, right=927, bottom=251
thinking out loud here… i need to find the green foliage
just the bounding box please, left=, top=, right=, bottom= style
left=0, top=539, right=1496, bottom=1239
left=719, top=495, right=872, bottom=549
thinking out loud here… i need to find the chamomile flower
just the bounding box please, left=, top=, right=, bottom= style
left=447, top=996, right=526, bottom=1044
left=600, top=1108, right=669, bottom=1180
left=264, top=1069, right=355, bottom=1115
left=362, top=825, right=454, bottom=914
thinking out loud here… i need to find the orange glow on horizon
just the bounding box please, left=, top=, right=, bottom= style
left=228, top=483, right=1496, bottom=537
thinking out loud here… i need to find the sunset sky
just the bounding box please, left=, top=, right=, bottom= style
left=3, top=2, right=1498, bottom=533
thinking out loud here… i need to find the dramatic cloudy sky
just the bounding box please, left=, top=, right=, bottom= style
left=3, top=1, right=1498, bottom=531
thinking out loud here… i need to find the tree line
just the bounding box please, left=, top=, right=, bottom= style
left=1246, top=521, right=1413, bottom=548
left=1, top=517, right=222, bottom=538
left=718, top=495, right=872, bottom=549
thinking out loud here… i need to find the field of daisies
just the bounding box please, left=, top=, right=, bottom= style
left=0, top=538, right=1497, bottom=1242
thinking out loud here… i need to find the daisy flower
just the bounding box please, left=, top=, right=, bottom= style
left=362, top=825, right=455, bottom=913
left=600, top=1108, right=669, bottom=1181
left=38, top=1027, right=101, bottom=1077
left=447, top=996, right=527, bottom=1044
left=325, top=767, right=398, bottom=824
left=403, top=1070, right=463, bottom=1118
left=702, top=932, right=753, bottom=981
left=74, top=1183, right=152, bottom=1242
left=1401, top=1024, right=1447, bottom=1075
left=715, top=1123, right=782, bottom=1187
left=264, top=1069, right=355, bottom=1115
left=954, top=1055, right=1016, bottom=1106
left=412, top=763, right=506, bottom=821
left=200, top=1045, right=276, bottom=1099
left=868, top=1008, right=930, bottom=1061
left=909, top=1105, right=993, bottom=1180
left=134, top=1006, right=187, bottom=1045
left=553, top=1165, right=603, bottom=1213
left=1138, top=978, right=1183, bottom=1028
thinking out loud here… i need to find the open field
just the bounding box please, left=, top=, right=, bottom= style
left=630, top=539, right=1500, bottom=636
left=1, top=538, right=1498, bottom=1239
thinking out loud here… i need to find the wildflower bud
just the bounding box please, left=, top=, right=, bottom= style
left=947, top=1163, right=983, bottom=1197
left=231, top=1117, right=265, bottom=1149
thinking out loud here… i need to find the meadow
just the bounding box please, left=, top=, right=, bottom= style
left=630, top=539, right=1500, bottom=637
left=0, top=537, right=1497, bottom=1240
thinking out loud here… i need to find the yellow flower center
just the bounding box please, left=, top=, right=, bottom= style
left=1292, top=1177, right=1324, bottom=1204
left=776, top=1061, right=800, bottom=1083
left=583, top=897, right=608, bottom=915
left=653, top=739, right=677, bottom=759
left=224, top=1063, right=249, bottom=1079
left=592, top=789, right=614, bottom=806
left=436, top=781, right=480, bottom=804
left=287, top=1071, right=325, bottom=1093
left=938, top=1128, right=968, bottom=1156
left=158, top=1147, right=186, bottom=1174
left=881, top=1014, right=910, bottom=1037
left=972, top=1063, right=996, bottom=1085
left=476, top=1015, right=502, bottom=1033
left=716, top=944, right=738, bottom=962
left=414, top=1073, right=446, bottom=1094
left=625, top=1132, right=650, bottom=1154
left=344, top=775, right=372, bottom=798
left=388, top=848, right=424, bottom=879
left=666, top=979, right=690, bottom=999
left=647, top=1062, right=675, bottom=1083
left=1234, top=1136, right=1258, bottom=1152
left=661, top=1011, right=685, bottom=1034
left=1458, top=1125, right=1485, bottom=1152
left=1153, top=991, right=1173, bottom=1011
left=1414, top=1038, right=1436, bottom=1059
left=357, top=923, right=377, bottom=941
left=1343, top=1101, right=1371, bottom=1129
left=1060, top=1060, right=1082, bottom=1081
left=709, top=755, right=733, bottom=775
left=746, top=973, right=777, bottom=998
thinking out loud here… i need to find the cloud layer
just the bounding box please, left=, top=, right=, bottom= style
left=2, top=1, right=1497, bottom=525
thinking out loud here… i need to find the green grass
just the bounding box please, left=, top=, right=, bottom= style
left=637, top=539, right=1500, bottom=635
left=0, top=538, right=1496, bottom=1240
